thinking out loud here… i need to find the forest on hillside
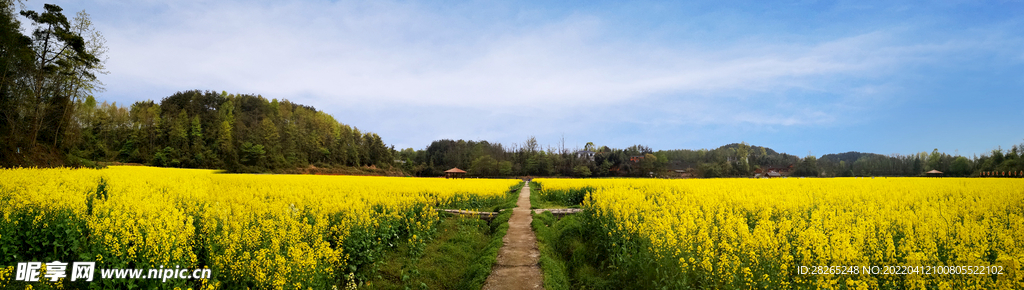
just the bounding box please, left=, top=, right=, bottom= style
left=4, top=88, right=395, bottom=173
left=68, top=90, right=395, bottom=173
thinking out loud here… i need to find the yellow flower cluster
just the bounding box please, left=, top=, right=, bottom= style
left=535, top=177, right=1024, bottom=289
left=0, top=166, right=518, bottom=289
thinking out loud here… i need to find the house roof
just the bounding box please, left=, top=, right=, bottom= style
left=926, top=170, right=942, bottom=174
left=444, top=168, right=467, bottom=173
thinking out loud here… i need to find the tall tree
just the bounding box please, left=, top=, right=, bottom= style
left=0, top=1, right=33, bottom=160
left=20, top=4, right=100, bottom=149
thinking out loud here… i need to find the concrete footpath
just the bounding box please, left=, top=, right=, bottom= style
left=482, top=183, right=543, bottom=290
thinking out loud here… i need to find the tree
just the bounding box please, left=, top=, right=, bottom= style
left=950, top=156, right=970, bottom=177
left=733, top=142, right=751, bottom=176
left=0, top=1, right=34, bottom=161
left=169, top=110, right=188, bottom=153
left=524, top=136, right=539, bottom=154
left=597, top=159, right=613, bottom=177
left=698, top=162, right=722, bottom=178
left=260, top=117, right=282, bottom=168
left=639, top=153, right=659, bottom=177
left=573, top=165, right=592, bottom=177
left=584, top=142, right=595, bottom=152
left=20, top=4, right=101, bottom=149
left=927, top=149, right=942, bottom=171
left=793, top=155, right=819, bottom=177
left=190, top=115, right=205, bottom=167
left=240, top=141, right=266, bottom=169
left=498, top=160, right=513, bottom=176
left=217, top=119, right=235, bottom=168
left=129, top=100, right=160, bottom=161
left=469, top=155, right=498, bottom=177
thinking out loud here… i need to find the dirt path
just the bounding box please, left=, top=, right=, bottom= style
left=482, top=183, right=544, bottom=290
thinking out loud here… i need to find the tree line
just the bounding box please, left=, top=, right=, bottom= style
left=396, top=138, right=668, bottom=178
left=396, top=139, right=793, bottom=178
left=396, top=139, right=1024, bottom=178
left=816, top=146, right=1024, bottom=178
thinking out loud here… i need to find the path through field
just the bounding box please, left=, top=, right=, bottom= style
left=483, top=183, right=544, bottom=290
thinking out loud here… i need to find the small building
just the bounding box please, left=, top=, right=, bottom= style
left=444, top=168, right=466, bottom=179
left=755, top=165, right=793, bottom=178
left=926, top=170, right=943, bottom=177
left=673, top=169, right=694, bottom=178
left=575, top=150, right=596, bottom=161
left=629, top=155, right=645, bottom=163
left=608, top=165, right=621, bottom=175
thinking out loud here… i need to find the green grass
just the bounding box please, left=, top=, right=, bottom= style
left=532, top=211, right=571, bottom=290
left=530, top=197, right=571, bottom=210
left=361, top=182, right=521, bottom=290
left=533, top=211, right=624, bottom=290
left=363, top=210, right=513, bottom=290
left=529, top=181, right=586, bottom=209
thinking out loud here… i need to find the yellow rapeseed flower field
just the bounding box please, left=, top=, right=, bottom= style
left=0, top=166, right=519, bottom=289
left=535, top=177, right=1024, bottom=289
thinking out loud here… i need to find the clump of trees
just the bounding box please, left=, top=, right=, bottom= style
left=1, top=3, right=105, bottom=167
left=396, top=138, right=666, bottom=178
left=69, top=90, right=394, bottom=172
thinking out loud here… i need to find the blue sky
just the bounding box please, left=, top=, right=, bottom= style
left=29, top=0, right=1024, bottom=157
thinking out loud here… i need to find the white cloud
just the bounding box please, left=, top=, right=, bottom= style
left=98, top=1, right=911, bottom=105
left=58, top=0, right=1021, bottom=150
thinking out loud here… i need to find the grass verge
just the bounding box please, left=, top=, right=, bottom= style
left=362, top=182, right=520, bottom=289
left=364, top=210, right=513, bottom=290
left=532, top=211, right=620, bottom=290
